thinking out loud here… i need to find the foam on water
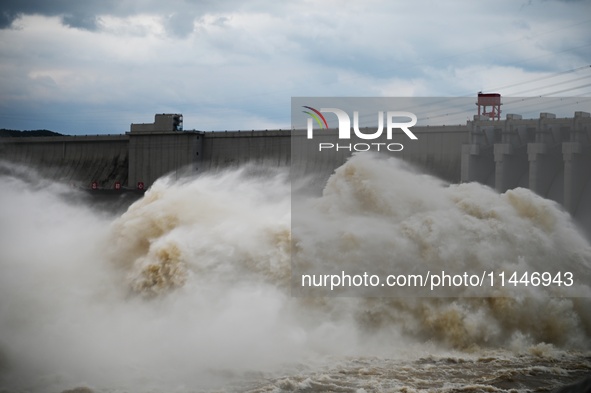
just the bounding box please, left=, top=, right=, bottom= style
left=0, top=155, right=589, bottom=392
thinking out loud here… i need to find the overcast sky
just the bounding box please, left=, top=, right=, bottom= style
left=0, top=0, right=589, bottom=134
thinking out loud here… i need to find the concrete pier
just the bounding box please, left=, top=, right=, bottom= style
left=461, top=111, right=591, bottom=217
left=563, top=111, right=591, bottom=215
left=528, top=113, right=565, bottom=203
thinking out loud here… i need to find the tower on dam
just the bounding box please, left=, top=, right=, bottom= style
left=476, top=92, right=502, bottom=121
left=130, top=114, right=184, bottom=133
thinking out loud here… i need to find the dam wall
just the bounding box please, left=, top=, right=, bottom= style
left=1, top=112, right=589, bottom=235
left=291, top=125, right=469, bottom=184
left=128, top=131, right=203, bottom=188
left=0, top=124, right=470, bottom=203
left=201, top=130, right=291, bottom=170
left=1, top=117, right=585, bottom=191
left=0, top=135, right=129, bottom=187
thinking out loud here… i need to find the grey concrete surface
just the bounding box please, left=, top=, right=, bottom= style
left=1, top=113, right=589, bottom=236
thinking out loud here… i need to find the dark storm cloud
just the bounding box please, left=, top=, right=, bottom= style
left=0, top=9, right=17, bottom=28
left=0, top=0, right=104, bottom=15
left=0, top=0, right=231, bottom=34
left=0, top=0, right=119, bottom=30
left=61, top=14, right=101, bottom=30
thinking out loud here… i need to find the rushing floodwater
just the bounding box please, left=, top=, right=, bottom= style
left=0, top=155, right=589, bottom=393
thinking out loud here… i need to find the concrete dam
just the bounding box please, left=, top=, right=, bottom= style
left=1, top=111, right=590, bottom=233
left=0, top=113, right=468, bottom=187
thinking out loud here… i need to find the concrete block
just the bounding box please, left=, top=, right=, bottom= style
left=506, top=114, right=522, bottom=120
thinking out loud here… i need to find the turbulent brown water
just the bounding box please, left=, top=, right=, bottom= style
left=0, top=155, right=589, bottom=393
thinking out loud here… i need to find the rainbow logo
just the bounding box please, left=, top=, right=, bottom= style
left=302, top=106, right=329, bottom=129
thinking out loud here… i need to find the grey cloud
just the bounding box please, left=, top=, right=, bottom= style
left=1, top=0, right=589, bottom=134
left=163, top=12, right=197, bottom=38
left=0, top=0, right=237, bottom=31
left=0, top=9, right=19, bottom=28
left=61, top=14, right=101, bottom=31
left=0, top=0, right=118, bottom=29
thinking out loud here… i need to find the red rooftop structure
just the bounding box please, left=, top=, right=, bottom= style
left=477, top=92, right=502, bottom=120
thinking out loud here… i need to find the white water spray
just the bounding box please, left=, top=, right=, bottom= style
left=0, top=155, right=589, bottom=392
